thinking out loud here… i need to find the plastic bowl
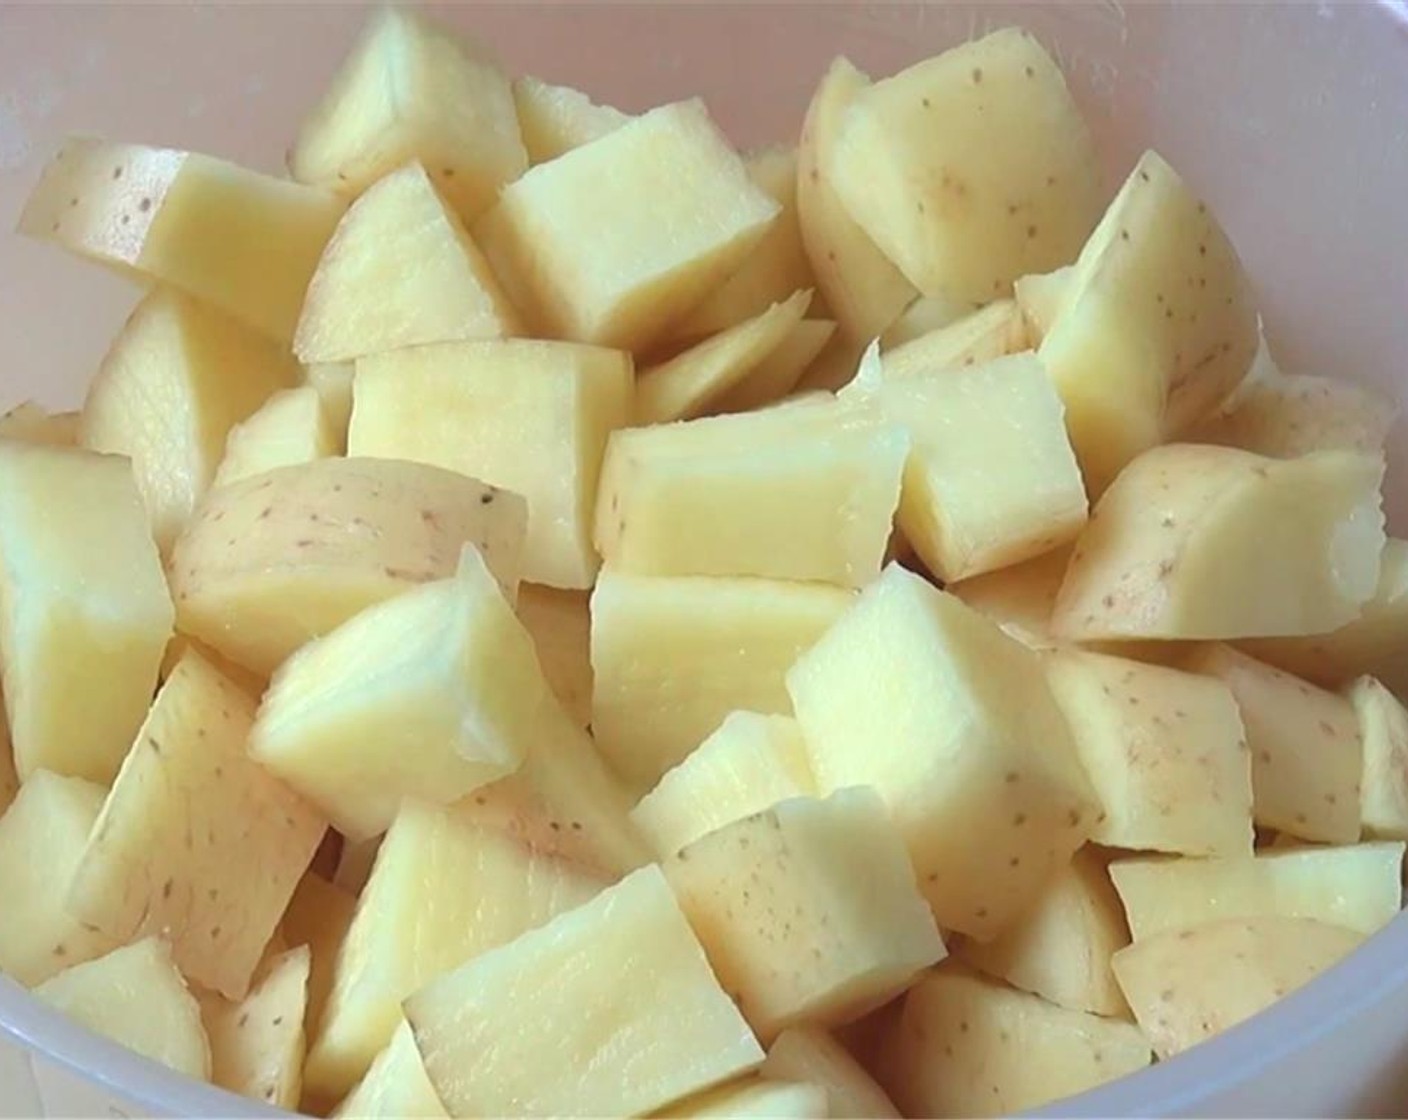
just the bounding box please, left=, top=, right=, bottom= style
left=2, top=3, right=1408, bottom=1116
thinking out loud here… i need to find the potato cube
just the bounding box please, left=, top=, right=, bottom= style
left=213, top=386, right=337, bottom=489
left=202, top=945, right=310, bottom=1109
left=305, top=361, right=355, bottom=445
left=597, top=395, right=907, bottom=588
left=294, top=163, right=520, bottom=365
left=665, top=788, right=945, bottom=1041
left=335, top=1019, right=447, bottom=1120
left=0, top=402, right=79, bottom=446
left=515, top=585, right=593, bottom=727
left=1109, top=842, right=1404, bottom=941
left=1040, top=151, right=1259, bottom=492
left=714, top=320, right=837, bottom=414
left=659, top=1079, right=828, bottom=1119
left=831, top=28, right=1100, bottom=306
left=1013, top=265, right=1073, bottom=344
left=68, top=652, right=326, bottom=999
left=1052, top=445, right=1385, bottom=641
left=1188, top=644, right=1363, bottom=843
left=1112, top=917, right=1363, bottom=1058
left=82, top=288, right=301, bottom=551
left=34, top=938, right=210, bottom=1079
left=281, top=872, right=357, bottom=1039
left=591, top=571, right=854, bottom=794
left=170, top=458, right=526, bottom=676
left=513, top=76, right=629, bottom=165
left=797, top=58, right=915, bottom=341
left=474, top=99, right=779, bottom=352
left=0, top=442, right=173, bottom=783
left=949, top=546, right=1069, bottom=650
left=879, top=964, right=1152, bottom=1118
left=1046, top=650, right=1253, bottom=857
left=289, top=7, right=525, bottom=219
left=406, top=865, right=763, bottom=1118
left=879, top=299, right=1028, bottom=382
left=759, top=1027, right=900, bottom=1120
left=631, top=712, right=815, bottom=859
left=351, top=339, right=632, bottom=589
left=20, top=138, right=345, bottom=343
left=0, top=771, right=119, bottom=985
left=786, top=565, right=1095, bottom=938
left=1349, top=676, right=1408, bottom=839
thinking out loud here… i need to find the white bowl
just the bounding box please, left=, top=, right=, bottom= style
left=1, top=3, right=1407, bottom=1116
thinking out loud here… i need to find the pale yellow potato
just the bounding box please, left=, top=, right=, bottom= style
left=949, top=546, right=1070, bottom=650
left=0, top=771, right=119, bottom=985
left=158, top=634, right=267, bottom=699
left=658, top=1079, right=828, bottom=1119
left=1349, top=676, right=1408, bottom=839
left=202, top=945, right=310, bottom=1109
left=294, top=162, right=520, bottom=365
left=1046, top=650, right=1253, bottom=857
left=591, top=570, right=854, bottom=795
left=666, top=788, right=945, bottom=1041
left=714, top=319, right=837, bottom=413
left=1040, top=151, right=1259, bottom=492
left=882, top=351, right=1087, bottom=581
left=759, top=1027, right=900, bottom=1120
left=1188, top=644, right=1363, bottom=843
left=515, top=584, right=593, bottom=727
left=1014, top=265, right=1073, bottom=345
left=335, top=1019, right=447, bottom=1120
left=68, top=652, right=326, bottom=1000
left=305, top=797, right=603, bottom=1103
left=957, top=846, right=1129, bottom=1017
left=880, top=964, right=1152, bottom=1118
left=597, top=395, right=906, bottom=588
left=406, top=865, right=763, bottom=1118
left=351, top=339, right=632, bottom=589
left=512, top=76, right=629, bottom=165
left=281, top=872, right=356, bottom=1040
left=795, top=332, right=870, bottom=393
left=20, top=137, right=344, bottom=343
left=34, top=938, right=211, bottom=1079
left=305, top=362, right=355, bottom=446
left=169, top=457, right=526, bottom=676
left=796, top=57, right=917, bottom=341
left=474, top=99, right=778, bottom=352
left=879, top=292, right=972, bottom=349
left=635, top=291, right=811, bottom=424
left=1109, top=842, right=1404, bottom=941
left=787, top=564, right=1095, bottom=939
left=0, top=442, right=172, bottom=783
left=0, top=402, right=80, bottom=446
left=289, top=7, right=525, bottom=220
left=880, top=299, right=1028, bottom=381
left=1053, top=445, right=1385, bottom=642
left=631, top=711, right=815, bottom=859
left=1112, top=917, right=1363, bottom=1059
left=213, top=386, right=337, bottom=489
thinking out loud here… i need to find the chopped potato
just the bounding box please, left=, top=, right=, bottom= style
left=714, top=319, right=837, bottom=413
left=879, top=293, right=971, bottom=349
left=949, top=546, right=1069, bottom=649
left=658, top=1078, right=828, bottom=1119
left=1053, top=445, right=1385, bottom=641
left=1349, top=676, right=1408, bottom=839
left=0, top=441, right=173, bottom=783
left=351, top=339, right=632, bottom=589
left=796, top=332, right=870, bottom=393
left=405, top=865, right=763, bottom=1118
left=170, top=457, right=526, bottom=676
left=304, top=361, right=355, bottom=446
left=202, top=945, right=310, bottom=1109
left=474, top=99, right=779, bottom=352
left=213, top=386, right=337, bottom=489
left=879, top=299, right=1027, bottom=382
left=515, top=584, right=593, bottom=727
left=0, top=402, right=80, bottom=446
left=68, top=652, right=326, bottom=1000
left=335, top=1019, right=447, bottom=1120
left=512, top=76, right=629, bottom=165
left=281, top=872, right=356, bottom=1040
left=289, top=7, right=525, bottom=219
left=759, top=1026, right=900, bottom=1120
left=1013, top=265, right=1073, bottom=344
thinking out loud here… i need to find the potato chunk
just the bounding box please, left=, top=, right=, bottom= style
left=512, top=76, right=629, bottom=165
left=202, top=945, right=310, bottom=1109
left=949, top=546, right=1069, bottom=650
left=660, top=1079, right=828, bottom=1119
left=714, top=319, right=837, bottom=414
left=879, top=299, right=1028, bottom=382
left=1349, top=676, right=1408, bottom=839
left=335, top=1019, right=447, bottom=1120
left=212, top=386, right=337, bottom=488
left=759, top=1027, right=900, bottom=1120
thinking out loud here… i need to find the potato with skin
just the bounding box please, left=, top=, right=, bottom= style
left=201, top=946, right=310, bottom=1110
left=289, top=6, right=525, bottom=220
left=0, top=402, right=80, bottom=446
left=880, top=299, right=1028, bottom=381
left=759, top=1027, right=900, bottom=1120
left=1052, top=444, right=1385, bottom=642
left=169, top=457, right=526, bottom=676
left=512, top=76, right=629, bottom=165
left=658, top=1079, right=828, bottom=1119
left=515, top=585, right=593, bottom=728
left=335, top=1020, right=447, bottom=1120
left=213, top=386, right=336, bottom=489
left=1349, top=676, right=1408, bottom=839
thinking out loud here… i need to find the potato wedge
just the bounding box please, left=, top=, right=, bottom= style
left=212, top=386, right=336, bottom=489
left=659, top=1079, right=828, bottom=1119
left=759, top=1027, right=900, bottom=1120
left=512, top=76, right=629, bottom=165
left=0, top=402, right=80, bottom=446
left=1349, top=676, right=1408, bottom=839
left=202, top=945, right=310, bottom=1109
left=879, top=299, right=1028, bottom=381
left=335, top=1019, right=447, bottom=1120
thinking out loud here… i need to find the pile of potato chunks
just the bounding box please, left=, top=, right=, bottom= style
left=1, top=7, right=1406, bottom=1118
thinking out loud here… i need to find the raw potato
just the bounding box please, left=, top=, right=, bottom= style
left=215, top=386, right=335, bottom=488
left=1045, top=650, right=1254, bottom=857
left=950, top=546, right=1069, bottom=650
left=250, top=548, right=556, bottom=841
left=880, top=964, right=1152, bottom=1118
left=796, top=57, right=916, bottom=341
left=474, top=99, right=779, bottom=352
left=0, top=442, right=173, bottom=783
left=879, top=299, right=1028, bottom=382
left=305, top=361, right=356, bottom=445
left=1112, top=917, right=1363, bottom=1058
left=68, top=652, right=326, bottom=1000
left=0, top=771, right=119, bottom=985
left=957, top=846, right=1131, bottom=1017
left=796, top=333, right=871, bottom=394
left=880, top=351, right=1088, bottom=581
left=281, top=872, right=357, bottom=1040
left=335, top=1019, right=447, bottom=1120
left=1052, top=445, right=1385, bottom=641
left=759, top=1026, right=900, bottom=1120
left=1014, top=265, right=1073, bottom=344
left=294, top=162, right=521, bottom=365
left=1109, top=842, right=1405, bottom=941
left=1187, top=644, right=1363, bottom=843
left=169, top=457, right=526, bottom=676
left=590, top=570, right=854, bottom=794
left=1349, top=676, right=1408, bottom=839
left=786, top=564, right=1096, bottom=939
left=512, top=76, right=630, bottom=165
left=1039, top=151, right=1259, bottom=492
left=714, top=319, right=837, bottom=414
left=830, top=27, right=1100, bottom=305
left=20, top=137, right=345, bottom=343
left=405, top=865, right=763, bottom=1119
left=350, top=339, right=633, bottom=589
left=289, top=6, right=525, bottom=219
left=304, top=799, right=601, bottom=1102
left=597, top=395, right=907, bottom=588
left=202, top=946, right=310, bottom=1109
left=34, top=938, right=211, bottom=1079
left=631, top=712, right=815, bottom=859
left=879, top=293, right=971, bottom=349
left=159, top=634, right=267, bottom=698
left=0, top=402, right=80, bottom=446
left=665, top=788, right=946, bottom=1041
left=515, top=585, right=593, bottom=727
left=658, top=1079, right=828, bottom=1119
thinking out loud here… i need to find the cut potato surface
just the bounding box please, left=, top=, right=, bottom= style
left=305, top=361, right=355, bottom=447
left=759, top=1026, right=900, bottom=1120
left=202, top=945, right=310, bottom=1110
left=515, top=584, right=593, bottom=727
left=1350, top=676, right=1408, bottom=839
left=879, top=299, right=1027, bottom=382
left=879, top=292, right=971, bottom=349
left=0, top=401, right=80, bottom=446
left=714, top=319, right=837, bottom=414
left=335, top=1019, right=447, bottom=1120
left=513, top=76, right=629, bottom=165
left=212, top=385, right=337, bottom=488
left=950, top=545, right=1069, bottom=650
left=658, top=1078, right=828, bottom=1119
left=1013, top=265, right=1073, bottom=344
left=281, top=872, right=357, bottom=1041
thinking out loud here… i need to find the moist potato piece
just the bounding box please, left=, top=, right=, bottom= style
left=949, top=546, right=1070, bottom=650
left=659, top=1079, right=829, bottom=1119
left=512, top=76, right=629, bottom=165
left=880, top=299, right=1028, bottom=381
left=305, top=361, right=355, bottom=446
left=515, top=585, right=593, bottom=728
left=334, top=1019, right=447, bottom=1119
left=1014, top=265, right=1073, bottom=344
left=212, top=386, right=337, bottom=488
left=714, top=320, right=837, bottom=414
left=201, top=946, right=310, bottom=1109
left=879, top=293, right=972, bottom=349
left=759, top=1027, right=900, bottom=1120
left=1349, top=676, right=1408, bottom=839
